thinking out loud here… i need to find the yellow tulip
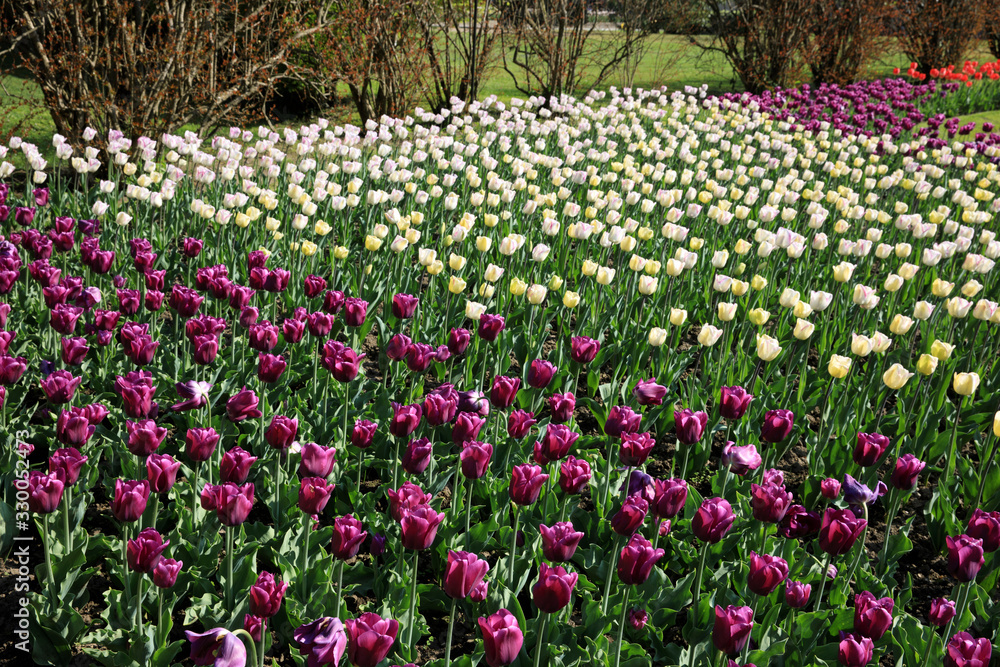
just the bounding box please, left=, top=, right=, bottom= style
left=930, top=340, right=954, bottom=361
left=756, top=334, right=782, bottom=361
left=698, top=325, right=723, bottom=346
left=916, top=354, right=938, bottom=375
left=748, top=308, right=770, bottom=326
left=793, top=319, right=815, bottom=340
left=953, top=372, right=980, bottom=397
left=882, top=363, right=914, bottom=390
left=510, top=278, right=527, bottom=296
left=828, top=355, right=852, bottom=379
left=669, top=308, right=688, bottom=326
left=563, top=291, right=580, bottom=308
left=648, top=327, right=667, bottom=346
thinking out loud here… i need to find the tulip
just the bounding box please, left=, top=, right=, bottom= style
left=398, top=437, right=431, bottom=476
left=756, top=333, right=782, bottom=361
left=785, top=580, right=811, bottom=608
left=477, top=313, right=505, bottom=341
left=854, top=591, right=893, bottom=640
left=748, top=552, right=789, bottom=596
left=853, top=432, right=891, bottom=467
left=508, top=410, right=537, bottom=439
left=152, top=558, right=182, bottom=589
left=882, top=363, right=914, bottom=390
left=943, top=632, right=992, bottom=667
left=299, top=443, right=336, bottom=478
left=838, top=632, right=874, bottom=667
left=226, top=387, right=262, bottom=421
left=452, top=412, right=486, bottom=444
left=570, top=335, right=600, bottom=364
left=343, top=298, right=368, bottom=327
left=559, top=456, right=592, bottom=495
left=931, top=339, right=955, bottom=361
left=47, top=447, right=87, bottom=487
left=611, top=495, right=649, bottom=536
left=56, top=407, right=95, bottom=446
left=966, top=510, right=1000, bottom=553
left=605, top=405, right=642, bottom=437
left=400, top=504, right=445, bottom=550
left=447, top=328, right=472, bottom=355
left=265, top=416, right=298, bottom=450
left=719, top=386, right=752, bottom=420
left=548, top=392, right=576, bottom=424
left=713, top=605, right=754, bottom=656
left=617, top=533, right=665, bottom=585
left=916, top=353, right=938, bottom=375
left=40, top=370, right=82, bottom=404
left=651, top=478, right=688, bottom=518
left=821, top=478, right=842, bottom=499
left=760, top=409, right=794, bottom=443
left=842, top=474, right=886, bottom=507
left=721, top=443, right=761, bottom=476
left=478, top=609, right=523, bottom=667
left=890, top=454, right=926, bottom=491
left=953, top=372, right=980, bottom=396
left=698, top=325, right=723, bottom=346
left=249, top=571, right=288, bottom=618
left=532, top=562, right=578, bottom=612
left=693, top=497, right=735, bottom=543
left=675, top=409, right=708, bottom=444
left=26, top=471, right=65, bottom=514
left=294, top=618, right=348, bottom=667
left=633, top=378, right=667, bottom=406
left=146, top=453, right=180, bottom=494
left=928, top=598, right=957, bottom=626
left=297, top=477, right=335, bottom=516
left=392, top=293, right=419, bottom=319
left=819, top=508, right=868, bottom=555
left=628, top=608, right=649, bottom=631
left=201, top=482, right=255, bottom=526
left=620, top=431, right=655, bottom=467
left=331, top=515, right=368, bottom=560
left=387, top=482, right=433, bottom=521
left=351, top=419, right=378, bottom=449
left=540, top=522, right=585, bottom=562
left=490, top=376, right=521, bottom=409
left=946, top=534, right=984, bottom=582
left=127, top=527, right=169, bottom=572
left=527, top=359, right=557, bottom=389
left=750, top=482, right=793, bottom=523
left=112, top=479, right=150, bottom=522
left=438, top=550, right=491, bottom=602
left=345, top=613, right=399, bottom=667
left=389, top=402, right=422, bottom=438
left=510, top=464, right=549, bottom=506
left=185, top=628, right=246, bottom=667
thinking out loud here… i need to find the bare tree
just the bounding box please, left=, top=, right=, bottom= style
left=696, top=0, right=816, bottom=94
left=802, top=0, right=898, bottom=86
left=1, top=0, right=333, bottom=144
left=897, top=0, right=986, bottom=73
left=313, top=0, right=430, bottom=125
left=417, top=0, right=501, bottom=112
left=500, top=0, right=665, bottom=99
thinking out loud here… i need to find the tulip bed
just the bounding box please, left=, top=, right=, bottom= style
left=2, top=79, right=1000, bottom=667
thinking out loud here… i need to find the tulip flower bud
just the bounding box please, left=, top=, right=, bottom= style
left=698, top=325, right=723, bottom=346
left=648, top=327, right=667, bottom=346
left=832, top=261, right=855, bottom=282
left=756, top=334, right=781, bottom=361
left=828, top=355, right=852, bottom=379
left=928, top=598, right=956, bottom=627
left=913, top=300, right=935, bottom=320
left=952, top=372, right=980, bottom=396
left=930, top=339, right=955, bottom=360
left=915, top=353, right=938, bottom=375
left=890, top=314, right=913, bottom=335
left=793, top=319, right=815, bottom=340
left=509, top=278, right=527, bottom=296
left=748, top=308, right=770, bottom=326
left=750, top=274, right=768, bottom=291
left=882, top=363, right=914, bottom=390
left=562, top=291, right=580, bottom=308
left=718, top=302, right=737, bottom=321
left=851, top=333, right=873, bottom=357
left=669, top=308, right=688, bottom=326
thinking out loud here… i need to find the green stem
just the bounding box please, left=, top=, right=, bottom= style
left=137, top=575, right=145, bottom=642
left=813, top=552, right=834, bottom=613
left=42, top=515, right=56, bottom=596
left=687, top=543, right=710, bottom=667
left=226, top=526, right=234, bottom=610
left=533, top=612, right=549, bottom=667
left=508, top=506, right=520, bottom=585
left=975, top=433, right=998, bottom=509
left=612, top=589, right=631, bottom=667
left=62, top=490, right=72, bottom=553
left=259, top=618, right=266, bottom=667
left=444, top=597, right=458, bottom=667
left=840, top=504, right=869, bottom=599
left=272, top=452, right=281, bottom=524
left=157, top=595, right=164, bottom=646
left=878, top=492, right=902, bottom=576
left=407, top=551, right=420, bottom=650
left=335, top=560, right=345, bottom=621
left=464, top=480, right=475, bottom=549
left=300, top=515, right=310, bottom=593
left=601, top=535, right=623, bottom=616
left=944, top=396, right=965, bottom=484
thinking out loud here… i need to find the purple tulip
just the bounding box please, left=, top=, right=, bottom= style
left=48, top=447, right=87, bottom=486
left=507, top=410, right=537, bottom=439
left=966, top=509, right=1000, bottom=553
left=674, top=408, right=708, bottom=444
left=854, top=432, right=891, bottom=467
left=402, top=437, right=434, bottom=475
left=946, top=534, right=985, bottom=582
left=26, top=471, right=65, bottom=513
left=617, top=533, right=665, bottom=585
left=226, top=386, right=262, bottom=421
left=890, top=454, right=926, bottom=491
left=112, top=479, right=150, bottom=522
left=633, top=378, right=667, bottom=406
left=527, top=359, right=557, bottom=389
left=713, top=605, right=754, bottom=656
left=265, top=415, right=298, bottom=450
left=478, top=609, right=522, bottom=667
left=760, top=409, right=794, bottom=443
left=249, top=571, right=288, bottom=618
left=387, top=482, right=432, bottom=521
left=447, top=328, right=472, bottom=355
left=943, top=632, right=992, bottom=667
left=548, top=392, right=576, bottom=424
left=784, top=580, right=811, bottom=608
left=477, top=313, right=505, bottom=341
left=819, top=508, right=868, bottom=556
left=651, top=478, right=688, bottom=519
left=854, top=591, right=893, bottom=640
left=186, top=628, right=246, bottom=667
left=540, top=522, right=584, bottom=562
left=509, top=464, right=549, bottom=506
left=605, top=405, right=642, bottom=437
left=719, top=385, right=753, bottom=420
left=147, top=453, right=181, bottom=494
left=532, top=562, right=577, bottom=612
left=721, top=442, right=762, bottom=475
left=400, top=505, right=445, bottom=550
left=838, top=632, right=874, bottom=667
left=928, top=598, right=957, bottom=626
left=611, top=495, right=649, bottom=536
left=570, top=336, right=599, bottom=363
left=389, top=402, right=422, bottom=438
left=127, top=528, right=169, bottom=572
left=559, top=456, right=592, bottom=495
left=331, top=515, right=368, bottom=560
left=692, top=497, right=735, bottom=543
left=442, top=550, right=490, bottom=600
left=294, top=618, right=348, bottom=667
left=392, top=293, right=419, bottom=319
left=460, top=441, right=493, bottom=479
left=748, top=552, right=789, bottom=596
left=750, top=482, right=794, bottom=524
